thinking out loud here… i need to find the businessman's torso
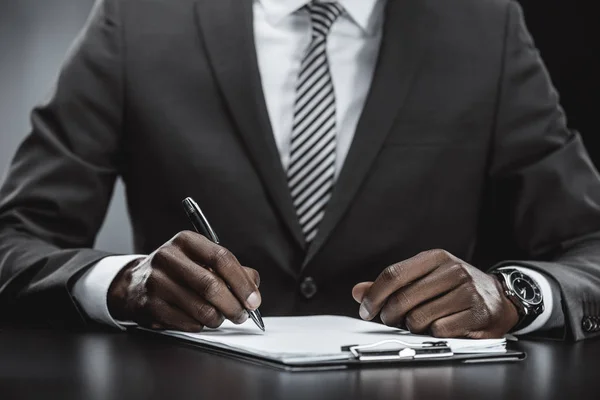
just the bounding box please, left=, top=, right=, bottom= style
left=114, top=0, right=512, bottom=316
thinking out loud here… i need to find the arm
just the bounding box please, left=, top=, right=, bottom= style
left=0, top=0, right=124, bottom=328
left=487, top=1, right=600, bottom=341
left=0, top=0, right=263, bottom=331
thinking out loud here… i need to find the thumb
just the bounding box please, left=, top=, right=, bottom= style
left=352, top=282, right=374, bottom=304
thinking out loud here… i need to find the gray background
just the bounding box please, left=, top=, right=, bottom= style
left=0, top=0, right=132, bottom=253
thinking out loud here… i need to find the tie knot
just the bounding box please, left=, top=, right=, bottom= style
left=306, top=2, right=344, bottom=40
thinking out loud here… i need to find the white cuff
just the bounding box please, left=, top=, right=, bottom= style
left=72, top=255, right=145, bottom=330
left=497, top=266, right=554, bottom=335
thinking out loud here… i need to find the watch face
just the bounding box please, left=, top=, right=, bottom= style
left=509, top=271, right=543, bottom=305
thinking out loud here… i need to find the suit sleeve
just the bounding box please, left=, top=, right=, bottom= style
left=0, top=0, right=123, bottom=328
left=488, top=1, right=600, bottom=341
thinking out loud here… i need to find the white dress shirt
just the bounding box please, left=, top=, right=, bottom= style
left=72, top=0, right=556, bottom=334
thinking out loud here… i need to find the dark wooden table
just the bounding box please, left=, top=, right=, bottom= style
left=1, top=329, right=599, bottom=400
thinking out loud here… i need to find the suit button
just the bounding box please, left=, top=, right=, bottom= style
left=582, top=317, right=594, bottom=332
left=300, top=277, right=318, bottom=299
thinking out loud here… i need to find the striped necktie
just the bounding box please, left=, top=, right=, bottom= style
left=287, top=1, right=344, bottom=244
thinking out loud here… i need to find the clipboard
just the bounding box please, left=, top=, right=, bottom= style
left=134, top=329, right=526, bottom=372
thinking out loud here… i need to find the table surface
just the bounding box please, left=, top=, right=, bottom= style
left=1, top=329, right=599, bottom=400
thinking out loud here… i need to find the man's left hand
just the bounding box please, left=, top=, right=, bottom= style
left=352, top=249, right=519, bottom=338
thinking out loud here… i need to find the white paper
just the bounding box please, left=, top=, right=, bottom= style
left=160, top=316, right=506, bottom=364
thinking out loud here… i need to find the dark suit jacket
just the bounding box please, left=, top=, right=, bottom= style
left=2, top=0, right=600, bottom=341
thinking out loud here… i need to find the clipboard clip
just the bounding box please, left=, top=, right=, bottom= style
left=342, top=340, right=454, bottom=361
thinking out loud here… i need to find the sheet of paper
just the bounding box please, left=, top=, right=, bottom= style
left=162, top=316, right=506, bottom=362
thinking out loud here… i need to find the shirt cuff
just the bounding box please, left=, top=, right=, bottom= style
left=496, top=266, right=554, bottom=335
left=72, top=255, right=145, bottom=330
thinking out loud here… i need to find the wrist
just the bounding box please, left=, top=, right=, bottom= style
left=107, top=258, right=141, bottom=321
left=492, top=274, right=521, bottom=332
left=491, top=268, right=546, bottom=333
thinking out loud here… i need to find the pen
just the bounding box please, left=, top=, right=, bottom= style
left=182, top=197, right=265, bottom=332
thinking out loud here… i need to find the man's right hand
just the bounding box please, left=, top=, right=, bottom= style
left=107, top=231, right=261, bottom=332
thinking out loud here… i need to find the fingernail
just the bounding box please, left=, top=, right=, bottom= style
left=246, top=292, right=261, bottom=309
left=359, top=303, right=370, bottom=320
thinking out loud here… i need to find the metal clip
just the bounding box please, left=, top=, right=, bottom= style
left=344, top=340, right=453, bottom=361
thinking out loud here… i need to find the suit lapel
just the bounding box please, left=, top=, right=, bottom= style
left=194, top=0, right=306, bottom=250
left=303, top=0, right=433, bottom=267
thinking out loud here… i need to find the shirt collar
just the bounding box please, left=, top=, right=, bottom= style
left=258, top=0, right=383, bottom=35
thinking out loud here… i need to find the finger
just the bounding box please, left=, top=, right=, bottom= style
left=360, top=250, right=457, bottom=320
left=433, top=308, right=504, bottom=340
left=429, top=307, right=502, bottom=339
left=379, top=262, right=470, bottom=326
left=427, top=310, right=472, bottom=338
left=403, top=283, right=473, bottom=333
left=151, top=245, right=249, bottom=323
left=147, top=268, right=242, bottom=327
left=243, top=267, right=261, bottom=288
left=352, top=282, right=373, bottom=303
left=145, top=297, right=204, bottom=332
left=174, top=232, right=261, bottom=310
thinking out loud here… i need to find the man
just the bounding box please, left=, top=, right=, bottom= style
left=1, top=0, right=600, bottom=341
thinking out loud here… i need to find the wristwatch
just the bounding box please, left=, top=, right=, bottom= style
left=492, top=268, right=545, bottom=332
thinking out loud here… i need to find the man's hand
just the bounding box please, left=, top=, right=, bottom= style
left=352, top=250, right=519, bottom=339
left=107, top=231, right=261, bottom=332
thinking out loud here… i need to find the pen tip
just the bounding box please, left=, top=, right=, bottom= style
left=249, top=310, right=265, bottom=332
